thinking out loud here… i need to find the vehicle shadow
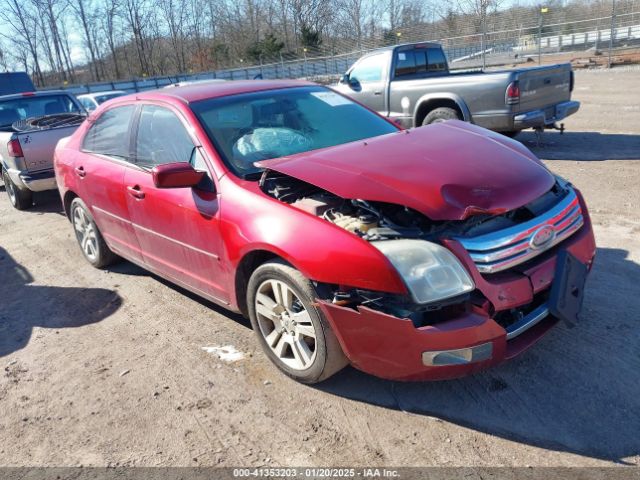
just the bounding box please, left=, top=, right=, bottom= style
left=28, top=190, right=65, bottom=215
left=0, top=246, right=123, bottom=358
left=317, top=246, right=640, bottom=463
left=106, top=261, right=252, bottom=329
left=519, top=131, right=640, bottom=161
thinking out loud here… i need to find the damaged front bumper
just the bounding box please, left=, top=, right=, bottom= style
left=317, top=190, right=596, bottom=381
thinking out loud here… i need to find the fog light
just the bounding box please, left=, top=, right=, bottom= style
left=422, top=342, right=493, bottom=366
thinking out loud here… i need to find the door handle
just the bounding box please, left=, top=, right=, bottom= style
left=373, top=91, right=382, bottom=95
left=74, top=166, right=86, bottom=178
left=127, top=185, right=145, bottom=199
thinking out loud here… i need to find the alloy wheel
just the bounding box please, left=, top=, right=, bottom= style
left=73, top=206, right=99, bottom=262
left=255, top=279, right=318, bottom=371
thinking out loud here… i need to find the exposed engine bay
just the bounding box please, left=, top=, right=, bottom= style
left=259, top=169, right=571, bottom=327
left=260, top=169, right=570, bottom=242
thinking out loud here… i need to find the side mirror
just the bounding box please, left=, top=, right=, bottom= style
left=340, top=74, right=349, bottom=84
left=152, top=162, right=205, bottom=189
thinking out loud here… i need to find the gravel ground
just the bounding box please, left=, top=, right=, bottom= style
left=0, top=68, right=639, bottom=468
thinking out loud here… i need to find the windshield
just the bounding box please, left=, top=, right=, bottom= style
left=0, top=94, right=81, bottom=128
left=190, top=86, right=398, bottom=178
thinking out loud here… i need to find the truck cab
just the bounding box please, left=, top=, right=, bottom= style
left=334, top=42, right=579, bottom=136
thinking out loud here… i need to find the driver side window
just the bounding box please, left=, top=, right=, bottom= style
left=350, top=53, right=385, bottom=84
left=136, top=105, right=195, bottom=168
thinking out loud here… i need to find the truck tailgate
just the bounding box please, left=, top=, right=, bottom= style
left=516, top=64, right=572, bottom=112
left=18, top=125, right=79, bottom=173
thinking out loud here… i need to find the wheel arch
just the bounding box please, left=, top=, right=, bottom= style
left=234, top=248, right=295, bottom=318
left=63, top=189, right=79, bottom=220
left=414, top=93, right=471, bottom=126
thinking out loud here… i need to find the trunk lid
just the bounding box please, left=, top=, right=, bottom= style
left=258, top=120, right=555, bottom=221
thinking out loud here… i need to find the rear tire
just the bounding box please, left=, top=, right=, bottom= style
left=422, top=107, right=461, bottom=126
left=70, top=197, right=118, bottom=268
left=3, top=168, right=32, bottom=210
left=247, top=260, right=348, bottom=383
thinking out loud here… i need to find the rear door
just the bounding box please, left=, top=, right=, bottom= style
left=124, top=103, right=227, bottom=303
left=77, top=104, right=143, bottom=262
left=516, top=64, right=572, bottom=114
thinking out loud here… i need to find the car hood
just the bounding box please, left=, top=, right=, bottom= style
left=257, top=120, right=555, bottom=221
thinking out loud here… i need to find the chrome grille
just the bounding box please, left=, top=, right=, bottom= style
left=455, top=188, right=584, bottom=274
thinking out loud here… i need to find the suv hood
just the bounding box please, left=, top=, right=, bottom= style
left=258, top=120, right=555, bottom=221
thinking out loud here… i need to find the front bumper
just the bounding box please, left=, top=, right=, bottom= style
left=6, top=167, right=57, bottom=192
left=319, top=190, right=596, bottom=381
left=513, top=100, right=580, bottom=130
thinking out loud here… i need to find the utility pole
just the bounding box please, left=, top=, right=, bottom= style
left=481, top=1, right=487, bottom=70
left=538, top=6, right=548, bottom=65
left=608, top=0, right=617, bottom=68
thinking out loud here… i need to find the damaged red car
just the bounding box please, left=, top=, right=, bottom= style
left=54, top=80, right=596, bottom=383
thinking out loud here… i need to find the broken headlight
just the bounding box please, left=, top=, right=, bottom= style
left=373, top=239, right=475, bottom=305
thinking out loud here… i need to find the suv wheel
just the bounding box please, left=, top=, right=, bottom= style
left=3, top=169, right=33, bottom=210
left=247, top=260, right=348, bottom=383
left=70, top=198, right=118, bottom=268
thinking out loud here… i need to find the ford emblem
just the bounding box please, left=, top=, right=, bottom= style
left=529, top=225, right=556, bottom=250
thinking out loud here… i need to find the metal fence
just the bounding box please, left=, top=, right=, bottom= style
left=45, top=6, right=640, bottom=96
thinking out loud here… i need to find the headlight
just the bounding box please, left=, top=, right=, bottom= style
left=373, top=239, right=474, bottom=304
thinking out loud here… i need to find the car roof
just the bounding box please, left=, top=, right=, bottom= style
left=136, top=79, right=317, bottom=104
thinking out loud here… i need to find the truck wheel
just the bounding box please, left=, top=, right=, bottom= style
left=247, top=260, right=348, bottom=384
left=70, top=197, right=118, bottom=268
left=3, top=169, right=33, bottom=210
left=422, top=107, right=461, bottom=125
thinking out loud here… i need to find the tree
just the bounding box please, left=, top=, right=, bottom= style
left=300, top=24, right=322, bottom=52
left=246, top=33, right=285, bottom=62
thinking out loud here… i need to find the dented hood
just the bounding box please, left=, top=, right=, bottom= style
left=257, top=120, right=555, bottom=221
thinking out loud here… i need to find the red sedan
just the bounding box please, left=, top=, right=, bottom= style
left=54, top=80, right=596, bottom=383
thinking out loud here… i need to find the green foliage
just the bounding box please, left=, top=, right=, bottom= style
left=246, top=33, right=285, bottom=62
left=300, top=24, right=322, bottom=52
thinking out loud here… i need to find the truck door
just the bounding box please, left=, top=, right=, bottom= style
left=335, top=52, right=388, bottom=116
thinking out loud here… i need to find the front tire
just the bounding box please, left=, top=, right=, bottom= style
left=247, top=260, right=348, bottom=383
left=3, top=169, right=33, bottom=210
left=422, top=107, right=461, bottom=126
left=70, top=198, right=118, bottom=268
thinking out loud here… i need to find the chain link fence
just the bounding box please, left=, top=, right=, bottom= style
left=47, top=2, right=640, bottom=96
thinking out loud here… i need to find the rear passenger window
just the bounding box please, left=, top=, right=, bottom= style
left=427, top=48, right=448, bottom=72
left=82, top=105, right=135, bottom=158
left=395, top=51, right=416, bottom=77
left=395, top=50, right=428, bottom=78
left=135, top=105, right=195, bottom=167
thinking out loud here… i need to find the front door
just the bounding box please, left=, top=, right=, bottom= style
left=76, top=104, right=143, bottom=263
left=124, top=104, right=227, bottom=304
left=335, top=52, right=388, bottom=116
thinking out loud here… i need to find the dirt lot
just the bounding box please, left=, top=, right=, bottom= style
left=1, top=68, right=639, bottom=469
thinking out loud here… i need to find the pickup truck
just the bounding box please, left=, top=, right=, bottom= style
left=0, top=91, right=85, bottom=210
left=333, top=42, right=579, bottom=136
